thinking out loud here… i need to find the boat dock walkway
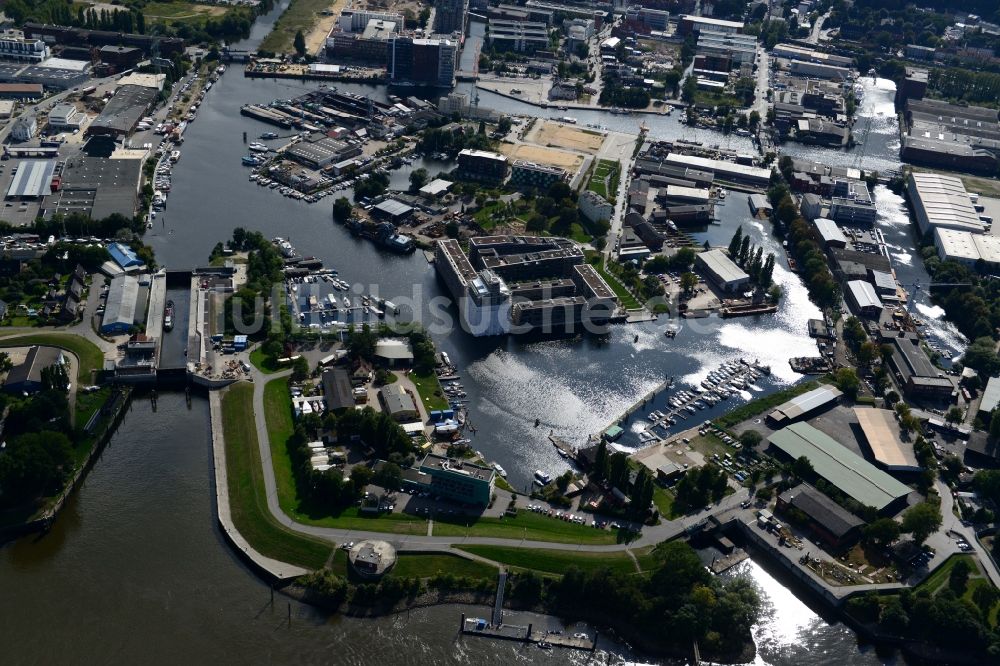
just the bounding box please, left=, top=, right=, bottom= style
left=460, top=613, right=597, bottom=651
left=710, top=548, right=749, bottom=574
left=491, top=571, right=507, bottom=625
left=548, top=433, right=577, bottom=458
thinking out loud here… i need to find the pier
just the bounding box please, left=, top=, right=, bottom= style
left=459, top=613, right=597, bottom=651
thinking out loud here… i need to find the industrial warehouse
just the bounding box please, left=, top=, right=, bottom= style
left=767, top=423, right=912, bottom=515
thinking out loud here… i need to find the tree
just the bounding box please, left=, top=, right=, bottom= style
left=681, top=75, right=697, bottom=103
left=901, top=502, right=942, bottom=546
left=408, top=168, right=429, bottom=192
left=792, top=455, right=814, bottom=480
left=834, top=367, right=861, bottom=400
left=739, top=430, right=762, bottom=449
left=497, top=116, right=512, bottom=133
left=946, top=406, right=964, bottom=425
left=293, top=30, right=306, bottom=57
left=373, top=462, right=403, bottom=491
left=680, top=272, right=698, bottom=295
left=862, top=517, right=901, bottom=547
left=291, top=356, right=310, bottom=381
left=728, top=226, right=743, bottom=257
left=333, top=196, right=353, bottom=223
left=949, top=558, right=972, bottom=594
left=593, top=439, right=610, bottom=481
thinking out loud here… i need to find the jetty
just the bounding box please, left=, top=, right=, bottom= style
left=460, top=613, right=597, bottom=651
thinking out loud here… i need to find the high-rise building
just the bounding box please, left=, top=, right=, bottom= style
left=434, top=0, right=467, bottom=34
left=387, top=36, right=455, bottom=87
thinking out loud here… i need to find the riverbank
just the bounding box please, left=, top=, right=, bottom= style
left=0, top=333, right=128, bottom=539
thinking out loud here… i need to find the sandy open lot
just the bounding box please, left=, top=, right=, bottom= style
left=497, top=143, right=585, bottom=172
left=532, top=121, right=606, bottom=154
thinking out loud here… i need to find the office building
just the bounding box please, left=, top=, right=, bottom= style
left=457, top=149, right=508, bottom=183
left=47, top=103, right=82, bottom=130
left=9, top=114, right=37, bottom=142
left=509, top=160, right=566, bottom=190
left=387, top=36, right=456, bottom=88
left=697, top=29, right=757, bottom=65
left=0, top=29, right=50, bottom=62
left=434, top=0, right=467, bottom=34
left=579, top=190, right=614, bottom=224
left=829, top=180, right=877, bottom=225
left=418, top=454, right=495, bottom=506
left=488, top=19, right=550, bottom=53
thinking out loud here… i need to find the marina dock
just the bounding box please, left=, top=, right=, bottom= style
left=459, top=613, right=597, bottom=651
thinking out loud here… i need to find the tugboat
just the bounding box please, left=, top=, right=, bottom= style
left=164, top=299, right=174, bottom=331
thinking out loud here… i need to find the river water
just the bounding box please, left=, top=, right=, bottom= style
left=1, top=8, right=928, bottom=664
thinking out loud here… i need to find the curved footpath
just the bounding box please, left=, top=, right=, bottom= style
left=205, top=367, right=755, bottom=580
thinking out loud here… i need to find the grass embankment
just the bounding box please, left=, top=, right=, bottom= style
left=458, top=545, right=642, bottom=575
left=434, top=510, right=618, bottom=545
left=259, top=0, right=332, bottom=53
left=262, top=377, right=427, bottom=534
left=715, top=377, right=829, bottom=428
left=222, top=383, right=333, bottom=569
left=327, top=549, right=497, bottom=580
left=593, top=261, right=641, bottom=310
left=409, top=369, right=448, bottom=411
left=249, top=347, right=282, bottom=374
left=0, top=332, right=104, bottom=383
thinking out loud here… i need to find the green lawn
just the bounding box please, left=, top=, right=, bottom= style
left=410, top=369, right=448, bottom=411
left=143, top=1, right=232, bottom=26
left=433, top=510, right=617, bottom=545
left=391, top=553, right=497, bottom=580
left=652, top=485, right=675, bottom=517
left=458, top=545, right=638, bottom=575
left=595, top=261, right=641, bottom=310
left=587, top=159, right=620, bottom=201
left=0, top=332, right=104, bottom=383
left=917, top=554, right=978, bottom=595
left=249, top=347, right=282, bottom=374
left=221, top=383, right=333, bottom=570
left=259, top=0, right=333, bottom=53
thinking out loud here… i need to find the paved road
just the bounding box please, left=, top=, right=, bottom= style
left=935, top=479, right=1000, bottom=588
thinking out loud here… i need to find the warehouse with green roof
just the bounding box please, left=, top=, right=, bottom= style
left=767, top=422, right=912, bottom=515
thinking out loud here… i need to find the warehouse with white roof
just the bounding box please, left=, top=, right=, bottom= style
left=813, top=217, right=848, bottom=248
left=908, top=171, right=985, bottom=234
left=696, top=248, right=749, bottom=292
left=934, top=228, right=1000, bottom=268
left=5, top=159, right=55, bottom=199
left=846, top=279, right=882, bottom=318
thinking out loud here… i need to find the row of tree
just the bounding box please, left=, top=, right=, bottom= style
left=727, top=227, right=776, bottom=288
